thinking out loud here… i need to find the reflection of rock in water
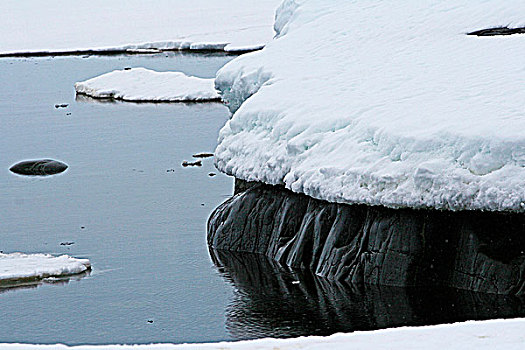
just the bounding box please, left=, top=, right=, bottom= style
left=211, top=249, right=525, bottom=340
left=208, top=181, right=525, bottom=295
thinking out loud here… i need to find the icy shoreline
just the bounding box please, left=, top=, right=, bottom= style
left=1, top=318, right=524, bottom=349
left=214, top=0, right=525, bottom=212
left=0, top=0, right=281, bottom=56
left=0, top=42, right=262, bottom=58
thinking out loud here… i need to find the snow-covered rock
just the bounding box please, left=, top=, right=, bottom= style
left=215, top=0, right=525, bottom=212
left=1, top=318, right=525, bottom=349
left=0, top=253, right=91, bottom=282
left=75, top=68, right=220, bottom=102
left=0, top=0, right=281, bottom=55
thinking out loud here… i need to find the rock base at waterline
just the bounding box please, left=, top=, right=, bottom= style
left=208, top=181, right=525, bottom=295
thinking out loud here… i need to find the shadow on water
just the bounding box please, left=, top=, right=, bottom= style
left=0, top=271, right=91, bottom=294
left=210, top=249, right=525, bottom=340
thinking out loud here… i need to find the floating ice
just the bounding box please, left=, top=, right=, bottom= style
left=214, top=0, right=525, bottom=212
left=75, top=68, right=220, bottom=102
left=0, top=253, right=91, bottom=283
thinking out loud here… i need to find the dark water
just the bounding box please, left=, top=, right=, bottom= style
left=212, top=250, right=525, bottom=340
left=1, top=53, right=524, bottom=345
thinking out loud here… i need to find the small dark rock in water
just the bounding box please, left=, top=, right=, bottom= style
left=9, top=159, right=68, bottom=176
left=182, top=160, right=202, bottom=167
left=60, top=242, right=75, bottom=246
left=468, top=27, right=525, bottom=36
left=147, top=320, right=154, bottom=323
left=192, top=152, right=214, bottom=159
left=80, top=226, right=85, bottom=229
left=124, top=67, right=132, bottom=70
left=166, top=169, right=175, bottom=172
left=208, top=172, right=216, bottom=177
left=54, top=104, right=68, bottom=109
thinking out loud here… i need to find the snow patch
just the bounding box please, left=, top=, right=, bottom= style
left=0, top=253, right=91, bottom=283
left=215, top=0, right=525, bottom=212
left=75, top=68, right=220, bottom=102
left=274, top=0, right=299, bottom=38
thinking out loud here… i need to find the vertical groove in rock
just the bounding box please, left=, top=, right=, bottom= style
left=208, top=180, right=525, bottom=295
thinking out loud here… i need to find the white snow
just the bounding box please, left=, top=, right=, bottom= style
left=1, top=318, right=524, bottom=349
left=215, top=0, right=525, bottom=212
left=0, top=253, right=91, bottom=282
left=75, top=68, right=220, bottom=102
left=0, top=0, right=281, bottom=55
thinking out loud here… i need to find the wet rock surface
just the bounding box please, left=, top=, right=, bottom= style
left=211, top=249, right=525, bottom=339
left=181, top=160, right=202, bottom=167
left=9, top=159, right=68, bottom=176
left=208, top=181, right=525, bottom=295
left=192, top=152, right=214, bottom=158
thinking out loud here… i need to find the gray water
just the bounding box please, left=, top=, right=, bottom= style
left=0, top=53, right=236, bottom=345
left=2, top=53, right=524, bottom=346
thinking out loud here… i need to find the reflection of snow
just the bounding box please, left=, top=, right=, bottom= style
left=75, top=68, right=220, bottom=102
left=215, top=0, right=525, bottom=212
left=0, top=253, right=91, bottom=283
left=0, top=0, right=281, bottom=55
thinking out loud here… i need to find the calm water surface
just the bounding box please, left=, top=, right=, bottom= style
left=0, top=53, right=235, bottom=344
left=1, top=53, right=524, bottom=345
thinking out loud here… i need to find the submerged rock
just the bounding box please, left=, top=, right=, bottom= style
left=208, top=181, right=525, bottom=295
left=9, top=159, right=68, bottom=176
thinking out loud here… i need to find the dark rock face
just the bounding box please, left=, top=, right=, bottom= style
left=208, top=181, right=525, bottom=295
left=181, top=160, right=202, bottom=167
left=9, top=159, right=68, bottom=176
left=468, top=27, right=525, bottom=36
left=211, top=249, right=525, bottom=339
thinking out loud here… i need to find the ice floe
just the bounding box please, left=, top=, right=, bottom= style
left=214, top=0, right=525, bottom=212
left=0, top=318, right=524, bottom=349
left=0, top=253, right=91, bottom=283
left=0, top=0, right=281, bottom=55
left=75, top=68, right=220, bottom=102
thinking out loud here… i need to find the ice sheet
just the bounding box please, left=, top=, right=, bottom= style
left=214, top=0, right=525, bottom=211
